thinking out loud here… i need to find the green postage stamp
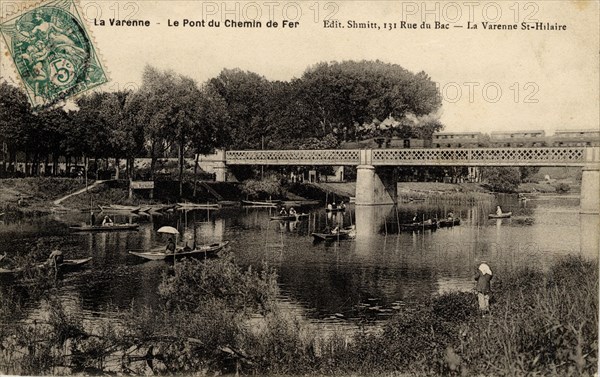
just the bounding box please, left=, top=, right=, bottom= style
left=0, top=0, right=107, bottom=108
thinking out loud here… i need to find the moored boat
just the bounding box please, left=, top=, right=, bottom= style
left=280, top=200, right=320, bottom=207
left=177, top=202, right=221, bottom=209
left=54, top=257, right=93, bottom=272
left=399, top=219, right=438, bottom=231
left=270, top=213, right=309, bottom=221
left=312, top=226, right=356, bottom=241
left=438, top=218, right=461, bottom=227
left=241, top=200, right=280, bottom=207
left=69, top=223, right=139, bottom=232
left=0, top=257, right=93, bottom=275
left=128, top=241, right=230, bottom=261
left=488, top=212, right=512, bottom=219
left=99, top=205, right=141, bottom=213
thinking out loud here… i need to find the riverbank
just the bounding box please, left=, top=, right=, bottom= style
left=0, top=177, right=579, bottom=214
left=0, top=177, right=90, bottom=214
left=1, top=255, right=596, bottom=375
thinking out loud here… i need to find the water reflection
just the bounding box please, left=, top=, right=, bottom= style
left=0, top=194, right=597, bottom=328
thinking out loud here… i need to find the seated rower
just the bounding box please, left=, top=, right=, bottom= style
left=102, top=215, right=113, bottom=226
left=289, top=207, right=297, bottom=216
left=327, top=203, right=333, bottom=211
left=496, top=206, right=503, bottom=215
left=279, top=207, right=288, bottom=216
left=165, top=237, right=176, bottom=254
left=48, top=249, right=64, bottom=266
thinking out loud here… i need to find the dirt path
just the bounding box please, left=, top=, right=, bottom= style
left=53, top=180, right=107, bottom=206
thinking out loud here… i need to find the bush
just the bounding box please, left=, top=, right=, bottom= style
left=1, top=255, right=596, bottom=376
left=481, top=167, right=521, bottom=193
left=554, top=182, right=571, bottom=193
left=240, top=176, right=285, bottom=200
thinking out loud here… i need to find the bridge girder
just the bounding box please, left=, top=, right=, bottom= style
left=225, top=147, right=600, bottom=168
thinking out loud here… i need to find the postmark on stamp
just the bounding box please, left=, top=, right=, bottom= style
left=0, top=0, right=107, bottom=108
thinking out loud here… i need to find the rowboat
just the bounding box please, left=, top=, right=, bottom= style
left=54, top=257, right=93, bottom=272
left=99, top=205, right=141, bottom=213
left=312, top=226, right=356, bottom=241
left=325, top=207, right=346, bottom=213
left=270, top=214, right=309, bottom=221
left=280, top=200, right=320, bottom=206
left=0, top=257, right=93, bottom=275
left=488, top=212, right=512, bottom=219
left=399, top=220, right=438, bottom=231
left=177, top=202, right=221, bottom=209
left=128, top=241, right=230, bottom=261
left=241, top=200, right=279, bottom=207
left=438, top=218, right=461, bottom=227
left=69, top=223, right=140, bottom=232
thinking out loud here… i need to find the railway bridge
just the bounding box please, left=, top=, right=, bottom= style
left=212, top=147, right=600, bottom=214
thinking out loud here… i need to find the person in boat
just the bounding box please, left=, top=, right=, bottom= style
left=279, top=206, right=287, bottom=216
left=331, top=225, right=339, bottom=234
left=474, top=261, right=493, bottom=315
left=412, top=214, right=418, bottom=223
left=327, top=203, right=333, bottom=211
left=289, top=207, right=297, bottom=216
left=447, top=211, right=454, bottom=219
left=102, top=215, right=113, bottom=226
left=338, top=201, right=346, bottom=210
left=48, top=249, right=64, bottom=266
left=166, top=237, right=176, bottom=254
left=496, top=206, right=503, bottom=215
left=90, top=211, right=96, bottom=225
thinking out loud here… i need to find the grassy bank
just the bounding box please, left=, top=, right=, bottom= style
left=60, top=180, right=245, bottom=209
left=0, top=177, right=90, bottom=213
left=1, top=255, right=596, bottom=376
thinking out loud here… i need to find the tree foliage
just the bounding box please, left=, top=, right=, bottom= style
left=481, top=167, right=521, bottom=192
left=0, top=59, right=443, bottom=180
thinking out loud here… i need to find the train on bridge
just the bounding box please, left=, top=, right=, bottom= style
left=342, top=129, right=600, bottom=149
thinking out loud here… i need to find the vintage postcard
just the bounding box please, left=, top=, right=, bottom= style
left=0, top=1, right=598, bottom=376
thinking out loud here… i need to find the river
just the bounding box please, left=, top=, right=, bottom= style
left=0, top=194, right=598, bottom=328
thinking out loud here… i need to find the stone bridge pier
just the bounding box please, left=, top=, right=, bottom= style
left=355, top=150, right=396, bottom=206
left=580, top=166, right=599, bottom=214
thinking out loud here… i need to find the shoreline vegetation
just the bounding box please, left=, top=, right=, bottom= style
left=0, top=255, right=597, bottom=376
left=0, top=176, right=579, bottom=214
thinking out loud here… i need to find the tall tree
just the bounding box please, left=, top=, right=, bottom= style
left=299, top=60, right=442, bottom=142
left=128, top=66, right=225, bottom=195
left=0, top=83, right=33, bottom=174
left=209, top=68, right=271, bottom=149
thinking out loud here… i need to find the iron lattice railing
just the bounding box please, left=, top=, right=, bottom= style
left=225, top=149, right=361, bottom=165
left=370, top=147, right=591, bottom=166
left=226, top=147, right=597, bottom=166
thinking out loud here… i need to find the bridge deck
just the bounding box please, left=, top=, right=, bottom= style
left=226, top=147, right=599, bottom=167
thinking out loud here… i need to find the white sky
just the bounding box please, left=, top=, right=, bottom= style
left=1, top=0, right=598, bottom=134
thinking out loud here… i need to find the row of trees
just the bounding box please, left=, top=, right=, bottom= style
left=1, top=60, right=443, bottom=191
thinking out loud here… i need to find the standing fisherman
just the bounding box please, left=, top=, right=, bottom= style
left=474, top=261, right=493, bottom=315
